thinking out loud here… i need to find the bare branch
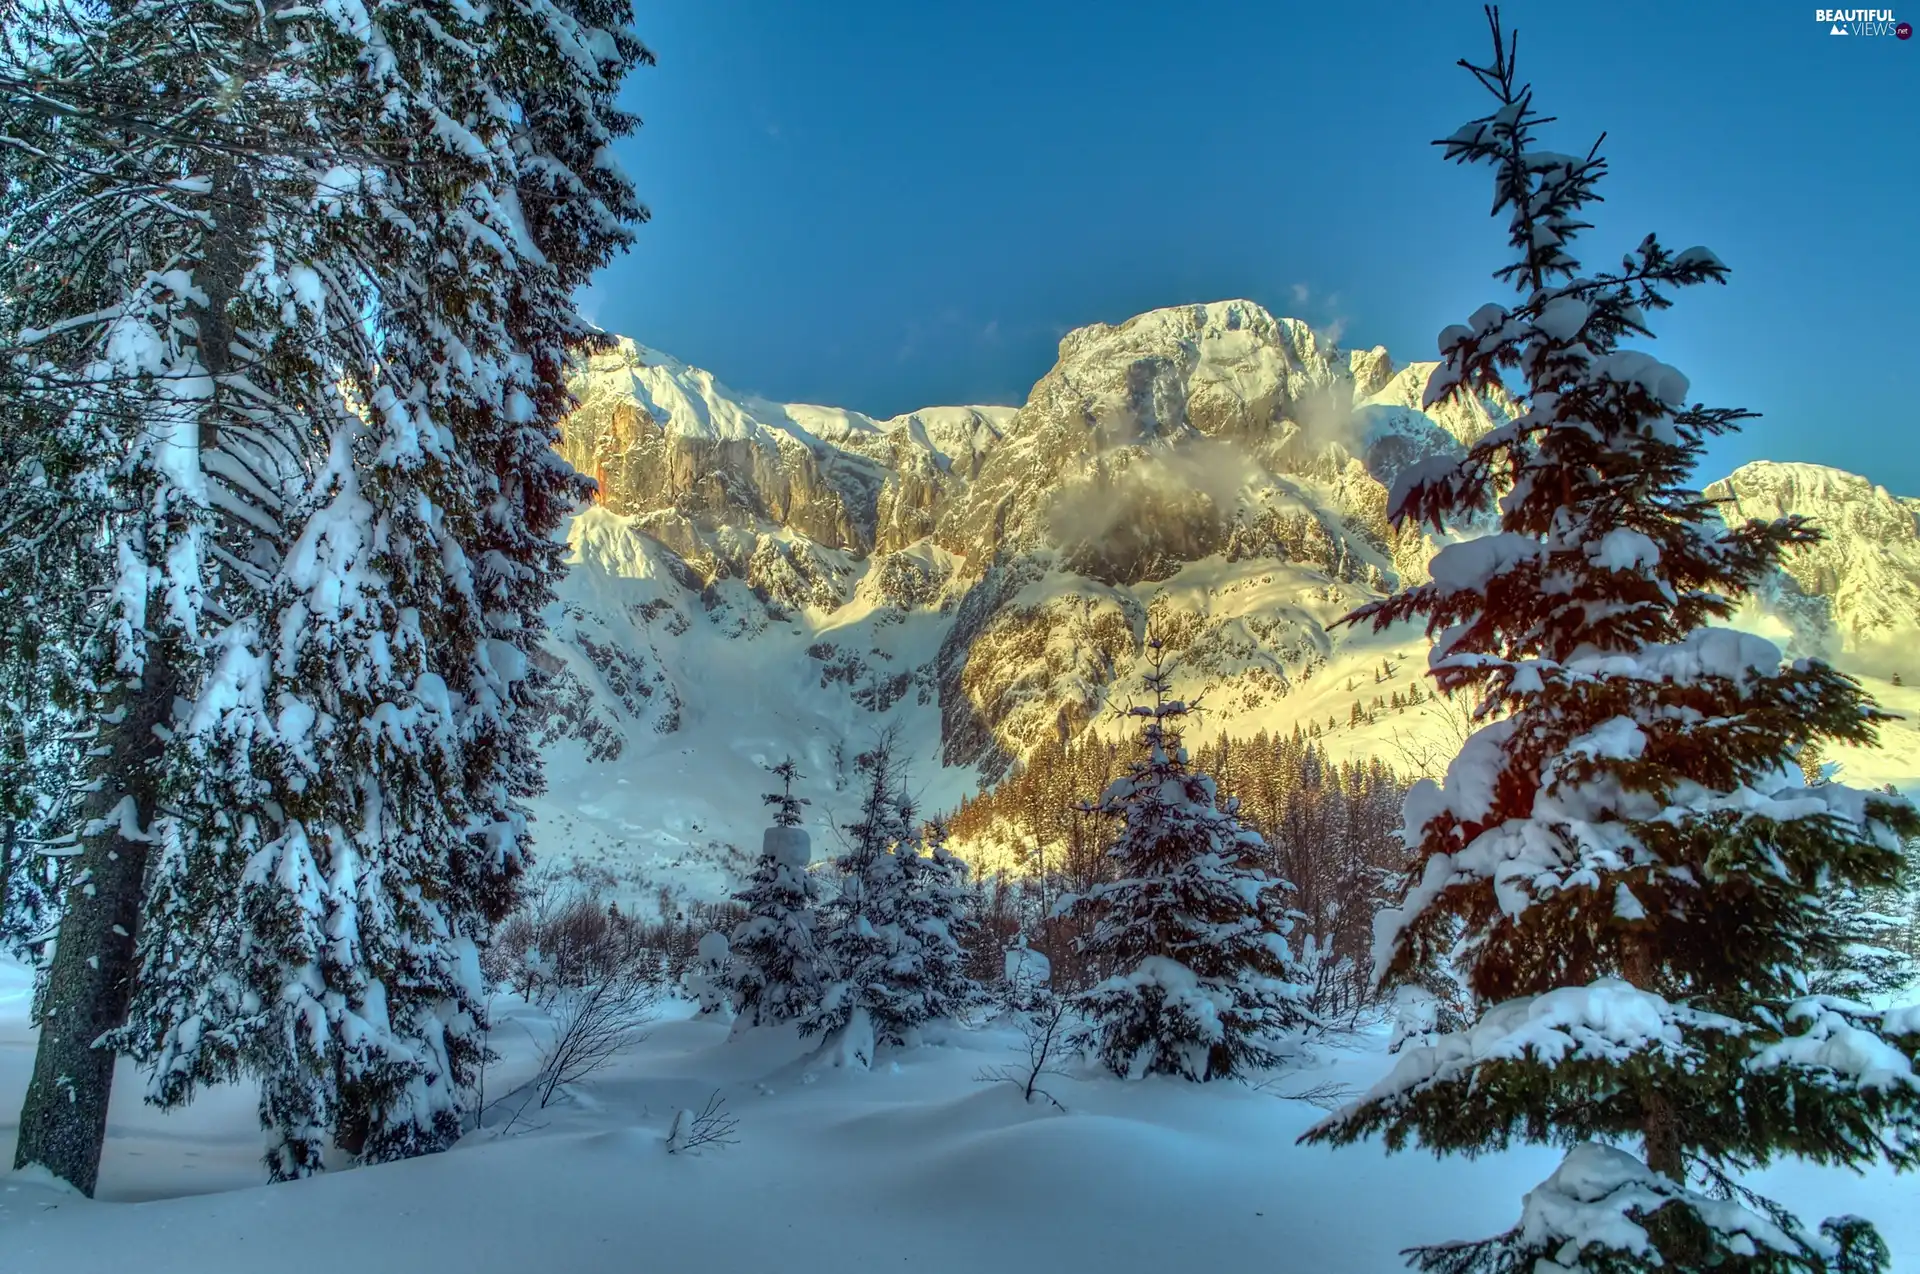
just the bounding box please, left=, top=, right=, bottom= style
left=665, top=1091, right=739, bottom=1154
left=974, top=996, right=1072, bottom=1111
left=533, top=968, right=658, bottom=1109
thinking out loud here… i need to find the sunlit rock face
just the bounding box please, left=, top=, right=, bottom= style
left=543, top=306, right=1912, bottom=799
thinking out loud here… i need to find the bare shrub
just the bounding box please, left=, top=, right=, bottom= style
left=975, top=995, right=1071, bottom=1111
left=1251, top=1075, right=1356, bottom=1111
left=487, top=866, right=743, bottom=1004
left=1385, top=688, right=1480, bottom=783
left=665, top=1091, right=740, bottom=1154
left=533, top=967, right=659, bottom=1109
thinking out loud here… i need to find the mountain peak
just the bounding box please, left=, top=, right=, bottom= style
left=1705, top=460, right=1920, bottom=663
left=1717, top=459, right=1916, bottom=505
left=1056, top=299, right=1325, bottom=367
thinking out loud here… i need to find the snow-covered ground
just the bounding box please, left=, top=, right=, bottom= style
left=4, top=954, right=1914, bottom=1273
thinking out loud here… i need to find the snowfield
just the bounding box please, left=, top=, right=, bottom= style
left=3, top=955, right=1913, bottom=1273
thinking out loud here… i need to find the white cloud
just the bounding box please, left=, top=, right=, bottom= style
left=1283, top=282, right=1351, bottom=347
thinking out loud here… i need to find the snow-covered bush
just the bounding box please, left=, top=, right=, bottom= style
left=686, top=931, right=734, bottom=1020
left=1002, top=932, right=1054, bottom=1014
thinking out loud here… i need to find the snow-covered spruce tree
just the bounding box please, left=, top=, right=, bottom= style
left=1, top=0, right=354, bottom=1192
left=1002, top=932, right=1056, bottom=1014
left=728, top=761, right=825, bottom=1027
left=903, top=817, right=987, bottom=1023
left=298, top=0, right=634, bottom=1166
left=104, top=0, right=647, bottom=1179
left=803, top=728, right=932, bottom=1064
left=763, top=756, right=810, bottom=830
left=1065, top=639, right=1312, bottom=1082
left=1302, top=12, right=1920, bottom=1272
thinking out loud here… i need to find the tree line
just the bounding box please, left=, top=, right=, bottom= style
left=952, top=720, right=1416, bottom=1022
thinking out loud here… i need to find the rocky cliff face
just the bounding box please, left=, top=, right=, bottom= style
left=537, top=302, right=1920, bottom=850
left=1704, top=462, right=1920, bottom=669
left=557, top=341, right=1017, bottom=614
left=550, top=302, right=1534, bottom=782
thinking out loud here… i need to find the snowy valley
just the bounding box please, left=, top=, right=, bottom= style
left=529, top=300, right=1920, bottom=905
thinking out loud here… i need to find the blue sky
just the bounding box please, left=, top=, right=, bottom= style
left=587, top=1, right=1919, bottom=494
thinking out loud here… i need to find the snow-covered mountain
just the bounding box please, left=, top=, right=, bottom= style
left=1704, top=462, right=1920, bottom=669
left=529, top=301, right=1920, bottom=905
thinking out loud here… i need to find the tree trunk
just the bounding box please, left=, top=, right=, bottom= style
left=1622, top=942, right=1685, bottom=1181
left=0, top=819, right=15, bottom=931
left=11, top=162, right=252, bottom=1196
left=10, top=652, right=180, bottom=1195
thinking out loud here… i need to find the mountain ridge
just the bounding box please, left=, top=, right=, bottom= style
left=528, top=300, right=1920, bottom=905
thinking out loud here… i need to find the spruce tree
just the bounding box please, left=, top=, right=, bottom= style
left=901, top=818, right=986, bottom=1023
left=729, top=762, right=825, bottom=1027
left=804, top=729, right=939, bottom=1061
left=1806, top=780, right=1919, bottom=1003
left=1066, top=640, right=1312, bottom=1082
left=91, top=0, right=646, bottom=1180
left=1302, top=12, right=1920, bottom=1271
left=763, top=756, right=810, bottom=828
left=2, top=0, right=334, bottom=1192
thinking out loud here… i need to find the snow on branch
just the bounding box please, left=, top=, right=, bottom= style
left=1750, top=998, right=1920, bottom=1094
left=1486, top=1143, right=1808, bottom=1270
left=1345, top=980, right=1745, bottom=1110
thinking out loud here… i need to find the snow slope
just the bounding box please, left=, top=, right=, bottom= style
left=5, top=958, right=1912, bottom=1273
left=529, top=505, right=982, bottom=907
